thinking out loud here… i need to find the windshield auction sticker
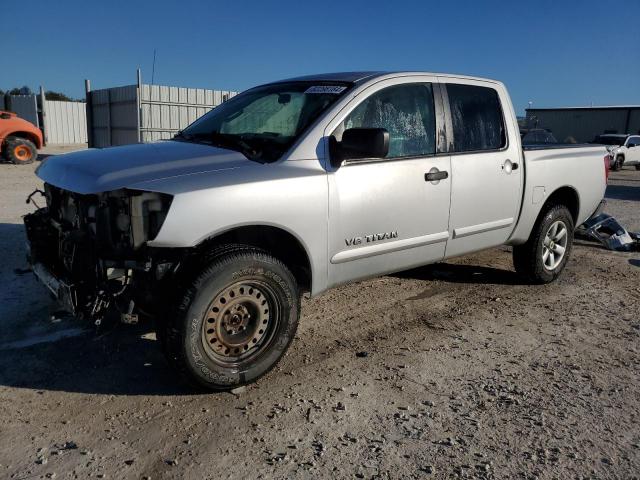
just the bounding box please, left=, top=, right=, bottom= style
left=304, top=86, right=347, bottom=94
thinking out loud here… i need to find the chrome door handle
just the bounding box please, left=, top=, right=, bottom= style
left=502, top=159, right=518, bottom=173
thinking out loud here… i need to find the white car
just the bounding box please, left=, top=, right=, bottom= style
left=593, top=134, right=640, bottom=170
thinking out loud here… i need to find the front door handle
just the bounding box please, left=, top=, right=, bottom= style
left=425, top=169, right=449, bottom=182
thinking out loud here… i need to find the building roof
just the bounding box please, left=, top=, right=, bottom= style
left=528, top=105, right=640, bottom=111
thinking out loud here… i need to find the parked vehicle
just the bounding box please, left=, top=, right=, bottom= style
left=0, top=111, right=43, bottom=164
left=24, top=72, right=608, bottom=390
left=591, top=134, right=640, bottom=170
left=520, top=128, right=558, bottom=145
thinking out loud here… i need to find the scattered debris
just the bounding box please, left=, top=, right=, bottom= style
left=231, top=386, right=247, bottom=395
left=577, top=213, right=640, bottom=251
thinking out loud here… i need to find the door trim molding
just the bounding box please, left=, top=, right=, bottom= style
left=331, top=231, right=449, bottom=264
left=452, top=217, right=514, bottom=239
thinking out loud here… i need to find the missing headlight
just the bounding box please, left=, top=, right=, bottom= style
left=129, top=191, right=173, bottom=248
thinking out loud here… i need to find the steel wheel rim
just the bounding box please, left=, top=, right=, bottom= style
left=201, top=280, right=278, bottom=366
left=14, top=145, right=31, bottom=161
left=542, top=220, right=568, bottom=271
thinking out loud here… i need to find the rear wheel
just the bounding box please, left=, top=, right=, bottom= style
left=513, top=204, right=574, bottom=284
left=162, top=247, right=299, bottom=390
left=2, top=136, right=37, bottom=164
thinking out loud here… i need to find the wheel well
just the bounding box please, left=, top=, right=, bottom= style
left=544, top=187, right=579, bottom=224
left=6, top=131, right=42, bottom=149
left=198, top=226, right=312, bottom=293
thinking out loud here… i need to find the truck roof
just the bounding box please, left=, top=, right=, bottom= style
left=267, top=71, right=501, bottom=86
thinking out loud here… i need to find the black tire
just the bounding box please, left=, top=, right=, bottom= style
left=635, top=165, right=640, bottom=171
left=513, top=204, right=574, bottom=284
left=162, top=247, right=299, bottom=390
left=2, top=136, right=37, bottom=164
left=614, top=155, right=624, bottom=171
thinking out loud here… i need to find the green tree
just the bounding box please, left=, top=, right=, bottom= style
left=9, top=86, right=33, bottom=95
left=45, top=90, right=75, bottom=101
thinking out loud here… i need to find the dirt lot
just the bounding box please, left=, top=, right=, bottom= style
left=1, top=146, right=639, bottom=479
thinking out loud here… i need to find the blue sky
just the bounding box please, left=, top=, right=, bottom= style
left=4, top=0, right=639, bottom=114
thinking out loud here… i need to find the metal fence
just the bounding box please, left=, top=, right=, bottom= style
left=86, top=75, right=237, bottom=148
left=140, top=84, right=236, bottom=142
left=2, top=91, right=88, bottom=145
left=43, top=100, right=88, bottom=144
left=5, top=95, right=39, bottom=127
left=88, top=85, right=139, bottom=148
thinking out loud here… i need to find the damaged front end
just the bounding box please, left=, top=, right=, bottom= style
left=24, top=184, right=174, bottom=325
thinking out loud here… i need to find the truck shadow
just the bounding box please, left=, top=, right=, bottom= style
left=393, top=262, right=527, bottom=286
left=0, top=322, right=194, bottom=396
left=0, top=222, right=191, bottom=396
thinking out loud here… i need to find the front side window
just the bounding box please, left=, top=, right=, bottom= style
left=335, top=83, right=436, bottom=158
left=179, top=82, right=350, bottom=162
left=447, top=84, right=506, bottom=152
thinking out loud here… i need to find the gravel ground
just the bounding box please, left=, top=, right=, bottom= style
left=0, top=146, right=639, bottom=479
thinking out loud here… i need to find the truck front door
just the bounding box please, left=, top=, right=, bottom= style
left=325, top=79, right=451, bottom=287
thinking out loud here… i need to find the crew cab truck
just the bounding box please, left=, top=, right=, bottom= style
left=1, top=110, right=43, bottom=164
left=24, top=72, right=608, bottom=390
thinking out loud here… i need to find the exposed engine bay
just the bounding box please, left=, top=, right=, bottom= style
left=24, top=184, right=174, bottom=324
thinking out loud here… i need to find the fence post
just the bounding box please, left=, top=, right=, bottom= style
left=136, top=68, right=142, bottom=143
left=85, top=79, right=93, bottom=148
left=39, top=86, right=48, bottom=145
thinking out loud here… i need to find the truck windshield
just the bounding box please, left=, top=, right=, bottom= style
left=176, top=82, right=351, bottom=163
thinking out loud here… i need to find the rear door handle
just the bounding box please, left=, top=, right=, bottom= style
left=502, top=159, right=519, bottom=173
left=425, top=170, right=449, bottom=182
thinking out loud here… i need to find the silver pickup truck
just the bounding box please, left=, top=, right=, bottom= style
left=25, top=72, right=608, bottom=390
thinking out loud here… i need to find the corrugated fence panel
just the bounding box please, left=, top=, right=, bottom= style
left=89, top=85, right=138, bottom=147
left=139, top=83, right=237, bottom=142
left=86, top=83, right=237, bottom=146
left=44, top=100, right=88, bottom=144
left=8, top=95, right=39, bottom=126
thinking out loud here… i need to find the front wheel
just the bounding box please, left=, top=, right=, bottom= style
left=513, top=204, right=574, bottom=284
left=3, top=136, right=38, bottom=164
left=614, top=155, right=624, bottom=171
left=162, top=247, right=299, bottom=390
left=635, top=165, right=640, bottom=171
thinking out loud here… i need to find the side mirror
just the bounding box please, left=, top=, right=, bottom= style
left=330, top=128, right=389, bottom=166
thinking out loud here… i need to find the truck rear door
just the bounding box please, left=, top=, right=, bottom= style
left=442, top=81, right=523, bottom=258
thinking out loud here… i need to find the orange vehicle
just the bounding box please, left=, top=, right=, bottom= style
left=0, top=110, right=43, bottom=164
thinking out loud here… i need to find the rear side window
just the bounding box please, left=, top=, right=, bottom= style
left=338, top=83, right=436, bottom=158
left=446, top=84, right=506, bottom=152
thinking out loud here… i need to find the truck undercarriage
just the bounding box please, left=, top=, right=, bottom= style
left=24, top=184, right=175, bottom=325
